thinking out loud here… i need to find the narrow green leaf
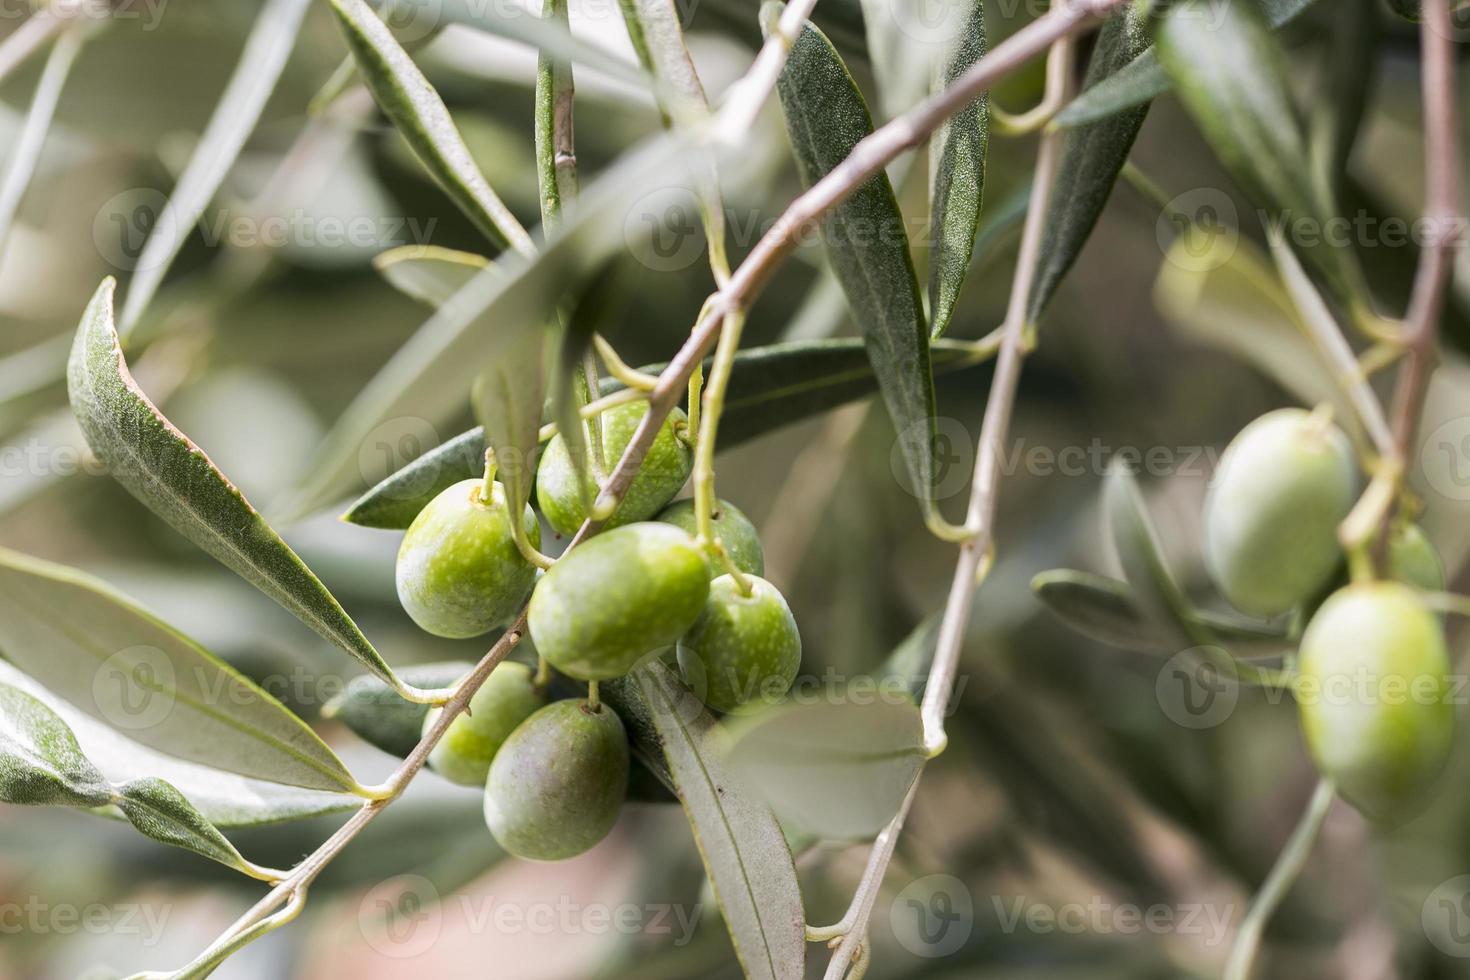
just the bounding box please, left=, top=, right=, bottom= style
left=1156, top=0, right=1361, bottom=298
left=875, top=613, right=941, bottom=701
left=117, top=0, right=311, bottom=338
left=631, top=660, right=805, bottom=980
left=341, top=339, right=994, bottom=529
left=1031, top=569, right=1286, bottom=651
left=373, top=245, right=491, bottom=307
left=114, top=777, right=263, bottom=877
left=768, top=9, right=939, bottom=515
left=328, top=0, right=532, bottom=253
left=323, top=662, right=474, bottom=759
left=1309, top=0, right=1377, bottom=198
left=0, top=26, right=84, bottom=258
left=727, top=700, right=926, bottom=841
left=1101, top=461, right=1195, bottom=645
left=0, top=547, right=359, bottom=793
left=927, top=0, right=988, bottom=338
left=472, top=327, right=547, bottom=522
left=1027, top=5, right=1152, bottom=322
left=1051, top=0, right=1322, bottom=129
left=0, top=682, right=110, bottom=809
left=0, top=659, right=357, bottom=826
left=67, top=278, right=401, bottom=688
left=285, top=134, right=692, bottom=520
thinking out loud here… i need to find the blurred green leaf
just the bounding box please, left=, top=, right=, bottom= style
left=67, top=278, right=401, bottom=688
left=727, top=700, right=925, bottom=840
left=927, top=0, right=988, bottom=339
left=0, top=659, right=358, bottom=826
left=113, top=776, right=266, bottom=878
left=769, top=9, right=940, bottom=520
left=1310, top=0, right=1377, bottom=198
left=875, top=612, right=940, bottom=700
left=434, top=0, right=649, bottom=88
left=1052, top=0, right=1322, bottom=129
left=1102, top=461, right=1195, bottom=644
left=342, top=339, right=993, bottom=529
left=373, top=245, right=492, bottom=307
left=1156, top=0, right=1359, bottom=298
left=117, top=0, right=312, bottom=338
left=1028, top=5, right=1153, bottom=322
left=632, top=660, right=805, bottom=980
left=329, top=0, right=531, bottom=252
left=472, top=327, right=547, bottom=524
left=0, top=26, right=84, bottom=260
left=0, top=681, right=110, bottom=809
left=0, top=548, right=360, bottom=793
left=323, top=661, right=473, bottom=759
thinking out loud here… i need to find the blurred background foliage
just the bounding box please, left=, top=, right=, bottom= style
left=0, top=0, right=1468, bottom=977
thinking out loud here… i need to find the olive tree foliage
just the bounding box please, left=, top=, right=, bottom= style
left=0, top=0, right=1461, bottom=977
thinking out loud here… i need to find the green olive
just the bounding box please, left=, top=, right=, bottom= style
left=1297, top=582, right=1452, bottom=821
left=536, top=401, right=693, bottom=536
left=395, top=479, right=541, bottom=638
left=679, top=574, right=801, bottom=713
left=1389, top=523, right=1444, bottom=593
left=656, top=498, right=765, bottom=578
left=483, top=699, right=629, bottom=860
left=423, top=662, right=545, bottom=786
left=1204, top=409, right=1358, bottom=618
left=528, top=522, right=710, bottom=680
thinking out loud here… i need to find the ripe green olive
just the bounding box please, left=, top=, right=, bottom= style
left=536, top=402, right=693, bottom=536
left=679, top=574, right=801, bottom=713
left=1297, top=582, right=1452, bottom=821
left=1204, top=409, right=1358, bottom=618
left=656, top=498, right=765, bottom=578
left=1389, top=523, right=1444, bottom=593
left=423, top=662, right=545, bottom=786
left=483, top=699, right=630, bottom=861
left=396, top=479, right=541, bottom=638
left=528, top=522, right=710, bottom=680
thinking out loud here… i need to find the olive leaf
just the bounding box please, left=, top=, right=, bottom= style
left=67, top=278, right=401, bottom=689
left=472, top=325, right=547, bottom=522
left=1309, top=0, right=1377, bottom=198
left=284, top=133, right=693, bottom=521
left=1027, top=4, right=1152, bottom=322
left=328, top=0, right=531, bottom=252
left=323, top=662, right=474, bottom=759
left=631, top=660, right=805, bottom=980
left=0, top=547, right=360, bottom=794
left=0, top=681, right=111, bottom=809
left=374, top=245, right=492, bottom=308
left=768, top=9, right=941, bottom=520
left=0, top=25, right=84, bottom=260
left=1051, top=0, right=1322, bottom=129
left=1156, top=0, right=1361, bottom=299
left=927, top=0, right=988, bottom=339
left=0, top=659, right=357, bottom=826
left=876, top=613, right=941, bottom=700
left=113, top=777, right=267, bottom=878
left=341, top=338, right=994, bottom=529
left=1032, top=569, right=1287, bottom=651
left=117, top=0, right=312, bottom=338
left=1101, top=461, right=1197, bottom=645
left=726, top=700, right=926, bottom=841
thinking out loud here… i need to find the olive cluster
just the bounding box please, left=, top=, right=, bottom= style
left=1204, top=408, right=1450, bottom=821
left=391, top=401, right=802, bottom=860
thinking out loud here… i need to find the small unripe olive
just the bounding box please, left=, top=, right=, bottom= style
left=536, top=402, right=693, bottom=536
left=1204, top=409, right=1358, bottom=618
left=396, top=479, right=540, bottom=638
left=656, top=498, right=765, bottom=578
left=528, top=522, right=710, bottom=680
left=483, top=699, right=629, bottom=860
left=679, top=574, right=801, bottom=713
left=423, top=662, right=545, bottom=786
left=1389, top=523, right=1444, bottom=593
left=1297, top=582, right=1452, bottom=821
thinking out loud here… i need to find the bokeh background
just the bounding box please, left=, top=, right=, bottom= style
left=1, top=0, right=1469, bottom=977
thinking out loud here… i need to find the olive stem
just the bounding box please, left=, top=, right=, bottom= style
left=1419, top=593, right=1470, bottom=619
left=536, top=387, right=647, bottom=444
left=1223, top=779, right=1336, bottom=980
left=534, top=655, right=553, bottom=690
left=586, top=680, right=601, bottom=710
left=686, top=360, right=703, bottom=454
left=596, top=334, right=661, bottom=391
left=480, top=448, right=498, bottom=503
left=691, top=303, right=750, bottom=588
